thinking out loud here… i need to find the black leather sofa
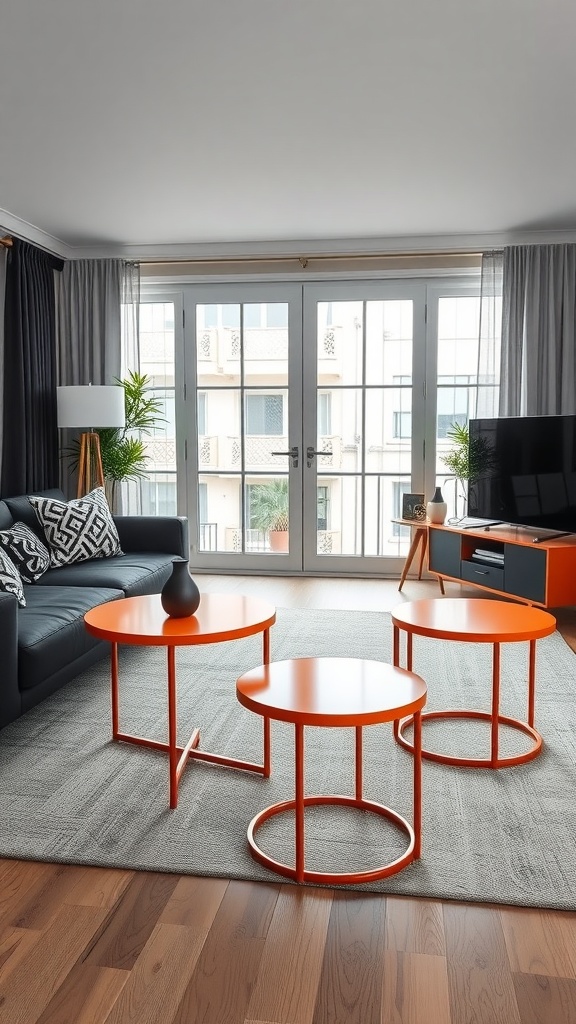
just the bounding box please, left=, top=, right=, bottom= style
left=0, top=488, right=188, bottom=729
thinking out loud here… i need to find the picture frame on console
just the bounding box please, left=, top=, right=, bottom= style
left=402, top=493, right=426, bottom=521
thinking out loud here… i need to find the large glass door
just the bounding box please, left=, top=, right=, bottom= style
left=182, top=283, right=304, bottom=572
left=139, top=276, right=485, bottom=575
left=302, top=282, right=427, bottom=573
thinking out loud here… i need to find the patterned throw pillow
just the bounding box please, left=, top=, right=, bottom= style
left=0, top=547, right=26, bottom=606
left=29, top=487, right=122, bottom=568
left=0, top=521, right=51, bottom=582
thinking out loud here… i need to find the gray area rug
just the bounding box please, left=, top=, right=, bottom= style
left=1, top=607, right=575, bottom=908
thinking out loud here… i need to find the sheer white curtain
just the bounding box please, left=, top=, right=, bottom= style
left=120, top=261, right=141, bottom=513
left=500, top=244, right=576, bottom=416
left=475, top=250, right=503, bottom=418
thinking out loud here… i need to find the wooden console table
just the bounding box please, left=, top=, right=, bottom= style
left=392, top=518, right=445, bottom=594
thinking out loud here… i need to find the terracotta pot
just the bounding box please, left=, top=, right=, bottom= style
left=269, top=530, right=289, bottom=552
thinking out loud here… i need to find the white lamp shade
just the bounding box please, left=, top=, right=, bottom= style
left=57, top=385, right=126, bottom=429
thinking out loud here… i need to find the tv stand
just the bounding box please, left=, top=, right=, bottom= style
left=531, top=531, right=573, bottom=543
left=428, top=522, right=576, bottom=607
left=484, top=522, right=574, bottom=543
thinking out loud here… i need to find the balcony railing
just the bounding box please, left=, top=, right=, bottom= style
left=197, top=434, right=343, bottom=470
left=196, top=326, right=341, bottom=370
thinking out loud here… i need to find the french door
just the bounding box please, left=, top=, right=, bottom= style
left=139, top=278, right=483, bottom=575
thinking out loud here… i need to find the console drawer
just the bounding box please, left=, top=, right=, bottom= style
left=461, top=559, right=504, bottom=591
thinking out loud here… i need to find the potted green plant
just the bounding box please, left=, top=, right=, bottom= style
left=249, top=479, right=289, bottom=552
left=440, top=421, right=496, bottom=516
left=67, top=371, right=164, bottom=511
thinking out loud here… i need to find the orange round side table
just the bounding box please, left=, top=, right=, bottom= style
left=391, top=598, right=556, bottom=769
left=236, top=656, right=427, bottom=886
left=85, top=593, right=276, bottom=808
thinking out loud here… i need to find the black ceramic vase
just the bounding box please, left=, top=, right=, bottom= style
left=161, top=557, right=200, bottom=617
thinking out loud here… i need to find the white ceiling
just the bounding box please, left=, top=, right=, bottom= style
left=1, top=0, right=576, bottom=259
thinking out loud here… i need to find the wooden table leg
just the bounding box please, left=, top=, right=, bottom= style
left=417, top=529, right=428, bottom=579
left=398, top=527, right=426, bottom=591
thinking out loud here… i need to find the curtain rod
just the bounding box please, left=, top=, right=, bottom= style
left=143, top=250, right=484, bottom=267
left=0, top=235, right=13, bottom=248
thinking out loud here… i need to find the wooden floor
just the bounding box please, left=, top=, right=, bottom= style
left=1, top=574, right=575, bottom=1024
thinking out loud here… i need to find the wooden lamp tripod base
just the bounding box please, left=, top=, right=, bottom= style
left=77, top=432, right=105, bottom=498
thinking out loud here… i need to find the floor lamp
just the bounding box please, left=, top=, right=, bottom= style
left=57, top=386, right=126, bottom=498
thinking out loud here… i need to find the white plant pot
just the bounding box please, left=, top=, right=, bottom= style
left=427, top=499, right=448, bottom=524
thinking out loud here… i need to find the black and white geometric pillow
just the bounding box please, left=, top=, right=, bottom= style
left=0, top=547, right=26, bottom=606
left=29, top=487, right=122, bottom=568
left=0, top=521, right=51, bottom=582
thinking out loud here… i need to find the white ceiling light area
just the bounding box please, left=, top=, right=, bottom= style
left=1, top=0, right=575, bottom=258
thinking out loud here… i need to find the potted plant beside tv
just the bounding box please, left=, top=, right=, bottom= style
left=440, top=421, right=496, bottom=518
left=250, top=479, right=289, bottom=552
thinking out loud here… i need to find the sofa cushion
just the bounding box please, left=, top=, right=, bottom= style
left=29, top=487, right=122, bottom=567
left=0, top=522, right=50, bottom=582
left=18, top=584, right=123, bottom=691
left=0, top=547, right=26, bottom=606
left=36, top=552, right=175, bottom=597
left=3, top=490, right=64, bottom=542
left=0, top=501, right=13, bottom=531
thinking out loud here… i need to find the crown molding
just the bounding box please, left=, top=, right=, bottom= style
left=2, top=211, right=576, bottom=262
left=44, top=227, right=576, bottom=261
left=0, top=209, right=74, bottom=258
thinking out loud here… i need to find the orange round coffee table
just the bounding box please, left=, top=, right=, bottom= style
left=236, top=657, right=427, bottom=885
left=85, top=593, right=276, bottom=808
left=391, top=598, right=556, bottom=769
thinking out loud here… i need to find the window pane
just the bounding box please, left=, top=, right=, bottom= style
left=245, top=393, right=284, bottom=434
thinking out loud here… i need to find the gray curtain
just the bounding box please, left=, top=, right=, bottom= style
left=0, top=248, right=6, bottom=484
left=55, top=259, right=123, bottom=387
left=500, top=244, right=576, bottom=416
left=55, top=259, right=140, bottom=501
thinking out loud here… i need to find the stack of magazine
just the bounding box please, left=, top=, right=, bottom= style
left=471, top=547, right=504, bottom=567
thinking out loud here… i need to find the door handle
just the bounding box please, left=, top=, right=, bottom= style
left=271, top=445, right=299, bottom=467
left=306, top=445, right=334, bottom=467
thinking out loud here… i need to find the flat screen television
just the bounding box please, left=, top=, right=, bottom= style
left=467, top=414, right=576, bottom=534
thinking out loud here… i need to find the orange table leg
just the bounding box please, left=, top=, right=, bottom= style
left=168, top=646, right=178, bottom=808
left=247, top=717, right=419, bottom=885
left=109, top=631, right=270, bottom=809
left=263, top=627, right=271, bottom=778
left=189, top=625, right=271, bottom=777
left=111, top=641, right=120, bottom=738
left=393, top=624, right=400, bottom=667
left=295, top=723, right=305, bottom=883
left=395, top=627, right=542, bottom=769
left=528, top=639, right=536, bottom=727
left=355, top=726, right=363, bottom=801
left=490, top=642, right=501, bottom=767
left=413, top=709, right=422, bottom=859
